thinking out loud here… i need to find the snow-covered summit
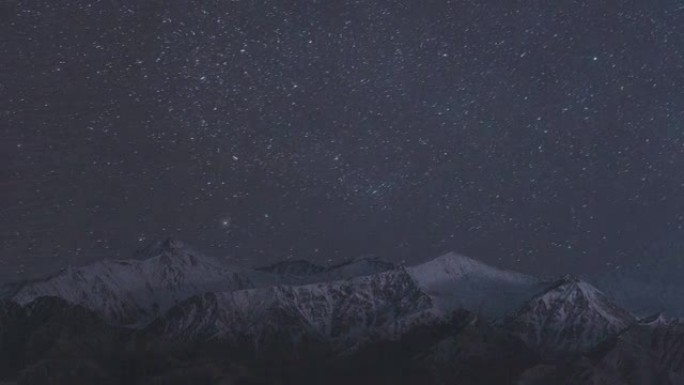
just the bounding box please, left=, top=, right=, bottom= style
left=408, top=252, right=537, bottom=284
left=4, top=241, right=402, bottom=327
left=7, top=242, right=633, bottom=343
left=136, top=237, right=182, bottom=254
left=508, top=276, right=636, bottom=358
left=406, top=252, right=543, bottom=318
left=11, top=239, right=253, bottom=326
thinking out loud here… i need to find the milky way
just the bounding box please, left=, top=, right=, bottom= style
left=2, top=0, right=684, bottom=280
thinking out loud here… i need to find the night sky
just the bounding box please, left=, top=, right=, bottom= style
left=2, top=0, right=684, bottom=281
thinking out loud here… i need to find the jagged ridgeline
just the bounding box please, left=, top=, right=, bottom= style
left=1, top=239, right=683, bottom=385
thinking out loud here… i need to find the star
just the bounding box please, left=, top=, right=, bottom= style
left=2, top=0, right=682, bottom=280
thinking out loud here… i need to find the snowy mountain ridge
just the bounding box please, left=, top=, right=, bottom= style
left=7, top=241, right=544, bottom=327
left=2, top=238, right=638, bottom=362
left=11, top=239, right=256, bottom=325
left=148, top=268, right=437, bottom=353
left=2, top=239, right=674, bottom=384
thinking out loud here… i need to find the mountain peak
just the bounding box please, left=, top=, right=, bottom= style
left=10, top=240, right=251, bottom=325
left=161, top=238, right=185, bottom=250
left=543, top=276, right=612, bottom=303
left=557, top=273, right=581, bottom=283
left=509, top=276, right=635, bottom=358
left=545, top=274, right=583, bottom=290
left=412, top=252, right=536, bottom=284
left=406, top=252, right=541, bottom=319
left=431, top=252, right=484, bottom=266
left=135, top=238, right=188, bottom=259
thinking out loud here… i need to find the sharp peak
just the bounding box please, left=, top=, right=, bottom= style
left=147, top=237, right=187, bottom=252
left=57, top=238, right=196, bottom=271
left=542, top=274, right=602, bottom=295
left=556, top=274, right=582, bottom=284
left=160, top=237, right=185, bottom=249
left=133, top=238, right=195, bottom=259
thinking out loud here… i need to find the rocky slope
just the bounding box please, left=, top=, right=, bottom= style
left=519, top=318, right=684, bottom=385
left=6, top=245, right=540, bottom=327
left=10, top=239, right=255, bottom=325
left=147, top=269, right=434, bottom=355
left=508, top=275, right=636, bottom=358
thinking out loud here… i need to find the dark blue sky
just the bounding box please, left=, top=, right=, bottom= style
left=2, top=0, right=684, bottom=280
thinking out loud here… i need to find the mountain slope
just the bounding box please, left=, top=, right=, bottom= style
left=7, top=245, right=543, bottom=327
left=591, top=319, right=684, bottom=384
left=148, top=269, right=434, bottom=355
left=406, top=252, right=543, bottom=319
left=519, top=318, right=684, bottom=385
left=508, top=276, right=636, bottom=359
left=11, top=239, right=254, bottom=325
left=0, top=300, right=24, bottom=376
left=422, top=314, right=538, bottom=385
left=0, top=297, right=129, bottom=385
left=1, top=247, right=682, bottom=384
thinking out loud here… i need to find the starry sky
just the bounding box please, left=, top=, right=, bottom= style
left=2, top=0, right=684, bottom=281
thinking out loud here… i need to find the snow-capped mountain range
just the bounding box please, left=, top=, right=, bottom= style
left=7, top=239, right=407, bottom=326
left=5, top=238, right=546, bottom=328
left=11, top=239, right=257, bottom=325
left=3, top=238, right=683, bottom=384
left=3, top=239, right=633, bottom=349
